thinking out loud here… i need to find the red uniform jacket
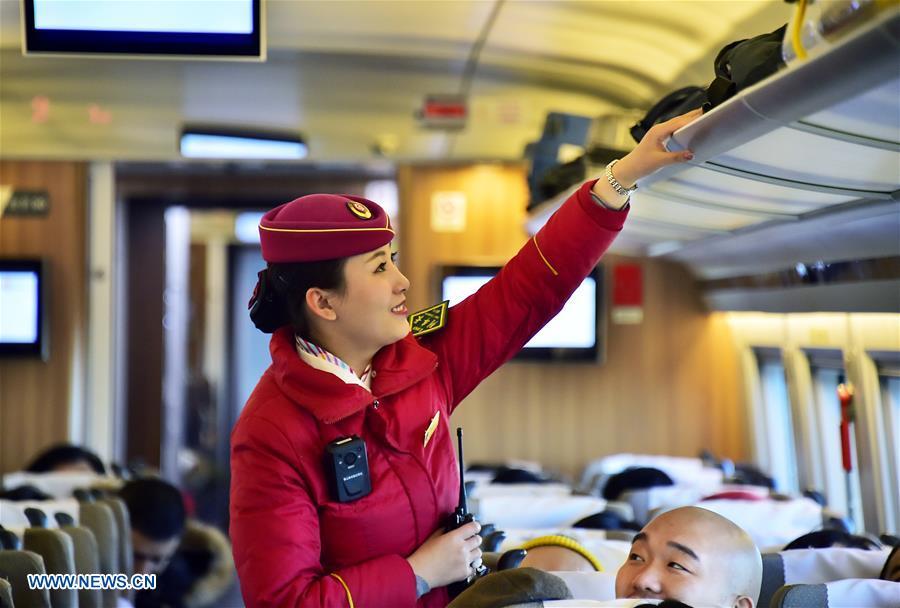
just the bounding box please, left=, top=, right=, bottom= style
left=230, top=179, right=628, bottom=607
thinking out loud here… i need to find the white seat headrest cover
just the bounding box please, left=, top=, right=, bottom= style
left=782, top=547, right=892, bottom=583
left=823, top=578, right=900, bottom=608
left=696, top=498, right=822, bottom=548
left=472, top=495, right=607, bottom=529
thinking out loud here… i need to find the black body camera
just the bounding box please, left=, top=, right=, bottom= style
left=324, top=436, right=371, bottom=503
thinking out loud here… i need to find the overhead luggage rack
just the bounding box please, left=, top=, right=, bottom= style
left=526, top=6, right=900, bottom=258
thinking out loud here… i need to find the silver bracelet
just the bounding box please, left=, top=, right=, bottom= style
left=605, top=159, right=638, bottom=197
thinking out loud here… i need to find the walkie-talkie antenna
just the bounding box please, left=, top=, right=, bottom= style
left=456, top=427, right=468, bottom=515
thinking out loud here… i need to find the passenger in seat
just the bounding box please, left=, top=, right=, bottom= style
left=119, top=478, right=186, bottom=576
left=25, top=443, right=106, bottom=474
left=447, top=507, right=759, bottom=607
left=121, top=478, right=236, bottom=608
left=616, top=506, right=762, bottom=608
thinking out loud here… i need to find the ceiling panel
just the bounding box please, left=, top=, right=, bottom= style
left=266, top=1, right=490, bottom=52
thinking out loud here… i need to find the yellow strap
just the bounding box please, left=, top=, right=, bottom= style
left=790, top=0, right=809, bottom=61
left=518, top=534, right=604, bottom=572
left=329, top=573, right=355, bottom=608
left=532, top=235, right=559, bottom=276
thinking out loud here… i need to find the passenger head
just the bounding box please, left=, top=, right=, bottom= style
left=26, top=444, right=106, bottom=474
left=119, top=478, right=186, bottom=575
left=615, top=506, right=762, bottom=608
left=602, top=467, right=674, bottom=501
left=251, top=194, right=410, bottom=355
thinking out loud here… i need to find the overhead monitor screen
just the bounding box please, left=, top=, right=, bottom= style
left=0, top=261, right=46, bottom=358
left=24, top=0, right=263, bottom=59
left=440, top=266, right=603, bottom=362
left=180, top=131, right=307, bottom=160
left=0, top=271, right=38, bottom=343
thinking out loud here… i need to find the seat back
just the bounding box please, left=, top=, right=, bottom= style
left=0, top=500, right=79, bottom=530
left=98, top=497, right=133, bottom=578
left=77, top=502, right=119, bottom=608
left=0, top=549, right=51, bottom=608
left=551, top=571, right=617, bottom=600
left=497, top=528, right=631, bottom=573
left=22, top=529, right=77, bottom=608
left=1, top=472, right=114, bottom=500
left=759, top=553, right=786, bottom=608
left=771, top=578, right=900, bottom=608
left=697, top=497, right=823, bottom=548
left=59, top=525, right=102, bottom=608
left=0, top=577, right=12, bottom=608
left=472, top=494, right=608, bottom=529
left=780, top=546, right=891, bottom=583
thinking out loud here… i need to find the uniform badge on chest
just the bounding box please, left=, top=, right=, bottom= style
left=423, top=410, right=441, bottom=448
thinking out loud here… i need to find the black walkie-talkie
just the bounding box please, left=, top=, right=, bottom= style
left=444, top=427, right=488, bottom=596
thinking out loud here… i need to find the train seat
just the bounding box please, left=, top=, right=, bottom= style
left=56, top=520, right=102, bottom=608
left=551, top=571, right=617, bottom=601
left=76, top=501, right=120, bottom=608
left=694, top=496, right=823, bottom=549
left=771, top=578, right=900, bottom=608
left=98, top=497, right=133, bottom=579
left=470, top=482, right=573, bottom=499
left=759, top=547, right=893, bottom=607
left=1, top=472, right=119, bottom=500
left=0, top=577, right=13, bottom=608
left=0, top=549, right=51, bottom=608
left=22, top=526, right=77, bottom=608
left=0, top=500, right=79, bottom=530
left=580, top=453, right=723, bottom=495
left=496, top=528, right=632, bottom=573
left=472, top=493, right=608, bottom=529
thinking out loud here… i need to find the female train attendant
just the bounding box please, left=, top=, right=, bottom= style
left=229, top=109, right=703, bottom=608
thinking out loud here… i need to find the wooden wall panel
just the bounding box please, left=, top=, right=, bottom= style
left=398, top=163, right=747, bottom=479
left=0, top=161, right=87, bottom=474
left=124, top=201, right=165, bottom=469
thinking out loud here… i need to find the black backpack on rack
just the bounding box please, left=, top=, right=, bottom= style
left=631, top=24, right=788, bottom=142
left=629, top=86, right=708, bottom=143
left=705, top=24, right=788, bottom=110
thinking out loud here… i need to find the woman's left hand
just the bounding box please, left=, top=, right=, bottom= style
left=611, top=108, right=703, bottom=187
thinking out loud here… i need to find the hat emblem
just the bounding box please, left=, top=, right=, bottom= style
left=347, top=200, right=373, bottom=220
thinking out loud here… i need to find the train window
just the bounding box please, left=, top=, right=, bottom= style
left=879, top=371, right=900, bottom=526
left=757, top=356, right=799, bottom=493
left=812, top=367, right=865, bottom=531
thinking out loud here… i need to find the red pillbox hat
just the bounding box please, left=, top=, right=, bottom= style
left=258, top=193, right=394, bottom=263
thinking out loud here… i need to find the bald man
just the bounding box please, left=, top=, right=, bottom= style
left=616, top=506, right=762, bottom=608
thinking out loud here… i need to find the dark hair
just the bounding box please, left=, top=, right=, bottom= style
left=26, top=444, right=106, bottom=475
left=573, top=510, right=641, bottom=531
left=783, top=529, right=882, bottom=551
left=491, top=467, right=548, bottom=484
left=0, top=485, right=52, bottom=501
left=250, top=259, right=347, bottom=337
left=601, top=467, right=674, bottom=501
left=119, top=478, right=186, bottom=541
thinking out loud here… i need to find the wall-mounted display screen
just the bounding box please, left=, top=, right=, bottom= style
left=24, top=0, right=264, bottom=59
left=0, top=260, right=47, bottom=358
left=439, top=265, right=604, bottom=362
left=180, top=127, right=307, bottom=160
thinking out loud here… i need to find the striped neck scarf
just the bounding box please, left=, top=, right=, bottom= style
left=295, top=335, right=372, bottom=385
